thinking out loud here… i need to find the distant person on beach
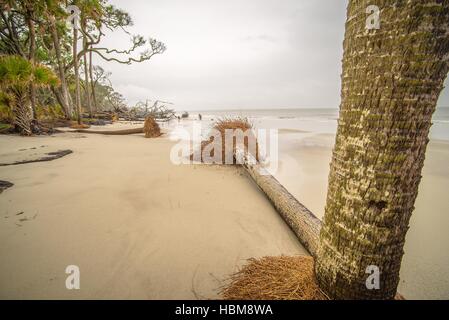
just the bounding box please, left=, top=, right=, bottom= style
left=177, top=116, right=180, bottom=123
left=198, top=113, right=202, bottom=121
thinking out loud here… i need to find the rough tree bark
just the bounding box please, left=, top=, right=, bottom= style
left=14, top=94, right=32, bottom=135
left=89, top=49, right=98, bottom=112
left=315, top=1, right=449, bottom=299
left=26, top=14, right=36, bottom=120
left=73, top=26, right=82, bottom=125
left=82, top=20, right=92, bottom=118
left=49, top=15, right=72, bottom=119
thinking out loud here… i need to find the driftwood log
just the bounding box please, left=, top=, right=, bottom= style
left=236, top=149, right=322, bottom=258
left=71, top=117, right=162, bottom=137
left=0, top=150, right=73, bottom=167
left=71, top=128, right=144, bottom=135
left=0, top=180, right=13, bottom=193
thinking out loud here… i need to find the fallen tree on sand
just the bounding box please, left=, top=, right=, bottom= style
left=0, top=150, right=73, bottom=166
left=71, top=117, right=161, bottom=137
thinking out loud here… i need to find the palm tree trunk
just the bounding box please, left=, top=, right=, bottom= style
left=14, top=93, right=32, bottom=136
left=315, top=1, right=449, bottom=299
left=73, top=26, right=82, bottom=125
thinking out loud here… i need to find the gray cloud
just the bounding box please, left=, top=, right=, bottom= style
left=96, top=0, right=449, bottom=110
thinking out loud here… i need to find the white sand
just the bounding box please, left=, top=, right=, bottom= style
left=0, top=123, right=306, bottom=299
left=275, top=132, right=449, bottom=300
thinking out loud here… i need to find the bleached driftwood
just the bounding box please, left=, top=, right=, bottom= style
left=71, top=128, right=144, bottom=135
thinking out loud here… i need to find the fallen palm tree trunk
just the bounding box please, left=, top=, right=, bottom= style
left=236, top=149, right=322, bottom=258
left=196, top=117, right=321, bottom=257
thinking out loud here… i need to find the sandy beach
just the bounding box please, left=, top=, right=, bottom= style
left=1, top=117, right=448, bottom=299
left=0, top=122, right=306, bottom=299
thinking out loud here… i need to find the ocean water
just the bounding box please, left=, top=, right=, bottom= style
left=187, top=107, right=449, bottom=141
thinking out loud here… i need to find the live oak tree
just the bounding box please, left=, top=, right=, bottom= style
left=315, top=1, right=449, bottom=299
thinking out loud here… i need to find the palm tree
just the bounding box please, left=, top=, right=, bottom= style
left=0, top=55, right=59, bottom=135
left=315, top=1, right=449, bottom=299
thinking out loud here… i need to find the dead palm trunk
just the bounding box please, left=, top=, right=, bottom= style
left=73, top=26, right=82, bottom=125
left=315, top=1, right=449, bottom=299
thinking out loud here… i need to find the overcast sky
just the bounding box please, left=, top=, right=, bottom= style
left=96, top=0, right=449, bottom=110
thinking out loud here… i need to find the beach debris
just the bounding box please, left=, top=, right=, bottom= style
left=0, top=150, right=73, bottom=166
left=144, top=117, right=161, bottom=138
left=220, top=255, right=327, bottom=300
left=0, top=180, right=13, bottom=193
left=127, top=100, right=175, bottom=121
left=71, top=127, right=144, bottom=135
left=70, top=116, right=161, bottom=138
left=70, top=123, right=90, bottom=129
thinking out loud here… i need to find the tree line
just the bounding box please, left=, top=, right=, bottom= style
left=0, top=0, right=165, bottom=135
